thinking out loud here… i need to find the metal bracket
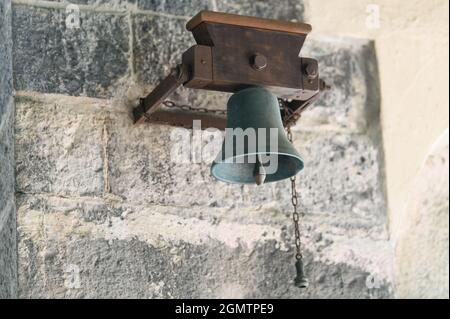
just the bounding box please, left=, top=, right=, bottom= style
left=133, top=65, right=190, bottom=125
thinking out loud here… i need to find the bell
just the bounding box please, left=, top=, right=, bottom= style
left=211, top=87, right=304, bottom=184
left=294, top=259, right=309, bottom=288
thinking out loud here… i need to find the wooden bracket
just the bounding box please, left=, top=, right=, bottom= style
left=133, top=10, right=324, bottom=128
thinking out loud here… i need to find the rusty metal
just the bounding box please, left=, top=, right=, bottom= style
left=142, top=109, right=226, bottom=130
left=133, top=65, right=189, bottom=124
left=251, top=54, right=267, bottom=71
left=133, top=10, right=324, bottom=128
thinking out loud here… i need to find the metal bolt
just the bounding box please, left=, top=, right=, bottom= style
left=251, top=54, right=267, bottom=71
left=305, top=62, right=318, bottom=79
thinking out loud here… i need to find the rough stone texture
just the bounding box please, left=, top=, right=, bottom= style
left=394, top=129, right=449, bottom=298
left=15, top=95, right=105, bottom=197
left=0, top=0, right=17, bottom=299
left=132, top=14, right=192, bottom=87
left=138, top=0, right=210, bottom=16
left=0, top=205, right=17, bottom=299
left=45, top=0, right=133, bottom=9
left=0, top=101, right=15, bottom=223
left=12, top=5, right=130, bottom=98
left=15, top=94, right=387, bottom=237
left=301, top=37, right=381, bottom=134
left=0, top=0, right=14, bottom=124
left=215, top=0, right=305, bottom=21
left=15, top=93, right=392, bottom=298
left=45, top=0, right=304, bottom=19
left=17, top=193, right=391, bottom=299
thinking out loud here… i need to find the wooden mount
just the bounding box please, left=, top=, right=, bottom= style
left=134, top=11, right=322, bottom=129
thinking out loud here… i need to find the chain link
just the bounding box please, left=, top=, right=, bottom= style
left=162, top=100, right=227, bottom=116
left=286, top=125, right=304, bottom=261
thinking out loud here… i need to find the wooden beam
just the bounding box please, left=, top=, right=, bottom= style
left=187, top=10, right=312, bottom=35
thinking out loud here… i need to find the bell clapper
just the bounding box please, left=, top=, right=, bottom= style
left=253, top=154, right=266, bottom=185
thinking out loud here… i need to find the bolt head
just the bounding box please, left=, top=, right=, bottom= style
left=305, top=62, right=318, bottom=79
left=251, top=54, right=267, bottom=71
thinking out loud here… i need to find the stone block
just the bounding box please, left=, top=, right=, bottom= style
left=254, top=130, right=388, bottom=234
left=46, top=1, right=133, bottom=10
left=12, top=5, right=130, bottom=98
left=107, top=114, right=244, bottom=207
left=17, top=193, right=392, bottom=298
left=0, top=0, right=16, bottom=299
left=215, top=0, right=305, bottom=21
left=295, top=131, right=385, bottom=224
left=300, top=37, right=380, bottom=133
left=0, top=98, right=14, bottom=212
left=133, top=14, right=192, bottom=86
left=0, top=203, right=17, bottom=299
left=14, top=93, right=387, bottom=231
left=137, top=0, right=211, bottom=16
left=14, top=94, right=105, bottom=196
left=0, top=0, right=13, bottom=125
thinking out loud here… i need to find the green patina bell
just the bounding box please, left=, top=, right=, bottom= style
left=211, top=87, right=304, bottom=185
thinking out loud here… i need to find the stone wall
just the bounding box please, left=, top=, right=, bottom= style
left=0, top=0, right=17, bottom=299
left=10, top=0, right=393, bottom=298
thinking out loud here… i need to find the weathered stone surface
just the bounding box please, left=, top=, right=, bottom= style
left=394, top=129, right=449, bottom=298
left=15, top=94, right=105, bottom=196
left=46, top=0, right=133, bottom=10
left=0, top=205, right=17, bottom=299
left=0, top=0, right=17, bottom=299
left=138, top=0, right=210, bottom=16
left=42, top=0, right=207, bottom=15
left=12, top=5, right=130, bottom=98
left=107, top=115, right=243, bottom=207
left=0, top=0, right=13, bottom=125
left=133, top=14, right=192, bottom=86
left=291, top=130, right=386, bottom=232
left=301, top=37, right=380, bottom=133
left=17, top=193, right=392, bottom=298
left=0, top=98, right=15, bottom=213
left=215, top=0, right=305, bottom=21
left=14, top=94, right=386, bottom=231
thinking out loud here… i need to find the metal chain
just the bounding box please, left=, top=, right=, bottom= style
left=157, top=98, right=291, bottom=119
left=286, top=125, right=303, bottom=261
left=162, top=100, right=227, bottom=116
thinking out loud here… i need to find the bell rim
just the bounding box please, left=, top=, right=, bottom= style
left=211, top=151, right=305, bottom=184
